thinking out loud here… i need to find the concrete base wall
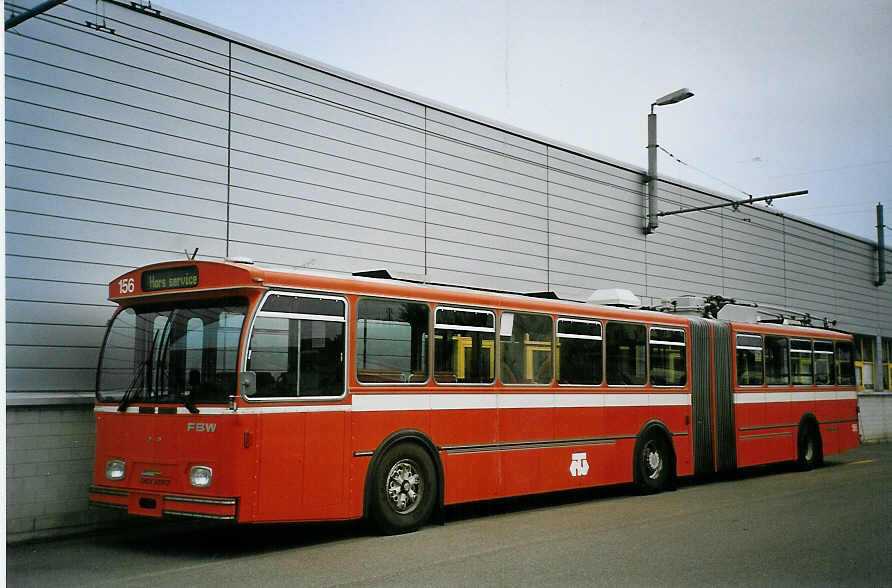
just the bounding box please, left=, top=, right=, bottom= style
left=6, top=404, right=124, bottom=543
left=859, top=394, right=892, bottom=443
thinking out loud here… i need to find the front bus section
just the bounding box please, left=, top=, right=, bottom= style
left=90, top=261, right=267, bottom=521
left=91, top=260, right=361, bottom=525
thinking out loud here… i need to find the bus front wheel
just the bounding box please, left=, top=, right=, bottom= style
left=369, top=443, right=437, bottom=534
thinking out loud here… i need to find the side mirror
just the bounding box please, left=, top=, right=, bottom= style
left=239, top=371, right=257, bottom=398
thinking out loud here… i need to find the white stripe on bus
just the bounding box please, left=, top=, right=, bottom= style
left=734, top=390, right=857, bottom=404
left=351, top=393, right=691, bottom=412
left=96, top=389, right=853, bottom=415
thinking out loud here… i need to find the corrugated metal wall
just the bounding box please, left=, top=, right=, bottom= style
left=5, top=0, right=892, bottom=401
left=6, top=1, right=229, bottom=399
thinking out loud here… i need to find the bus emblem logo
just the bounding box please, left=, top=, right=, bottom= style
left=569, top=452, right=589, bottom=477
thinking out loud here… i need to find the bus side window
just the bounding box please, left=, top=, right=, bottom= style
left=736, top=334, right=764, bottom=386
left=606, top=322, right=647, bottom=386
left=764, top=335, right=790, bottom=386
left=434, top=307, right=495, bottom=384
left=650, top=327, right=686, bottom=386
left=556, top=318, right=602, bottom=385
left=813, top=340, right=835, bottom=385
left=835, top=340, right=856, bottom=386
left=790, top=338, right=813, bottom=386
left=500, top=312, right=553, bottom=385
left=356, top=298, right=429, bottom=383
left=247, top=293, right=346, bottom=398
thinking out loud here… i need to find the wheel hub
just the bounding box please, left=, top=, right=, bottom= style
left=644, top=441, right=663, bottom=479
left=386, top=459, right=423, bottom=514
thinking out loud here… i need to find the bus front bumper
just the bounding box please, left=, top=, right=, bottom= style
left=89, top=486, right=238, bottom=520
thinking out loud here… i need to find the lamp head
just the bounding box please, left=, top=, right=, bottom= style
left=652, top=88, right=694, bottom=107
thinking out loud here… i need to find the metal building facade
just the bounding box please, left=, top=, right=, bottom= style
left=5, top=0, right=891, bottom=539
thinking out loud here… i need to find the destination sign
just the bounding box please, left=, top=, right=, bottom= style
left=141, top=266, right=199, bottom=292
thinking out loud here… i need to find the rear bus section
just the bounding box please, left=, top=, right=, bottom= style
left=682, top=318, right=859, bottom=478
left=730, top=324, right=859, bottom=469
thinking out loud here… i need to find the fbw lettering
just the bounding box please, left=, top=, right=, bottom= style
left=187, top=423, right=217, bottom=433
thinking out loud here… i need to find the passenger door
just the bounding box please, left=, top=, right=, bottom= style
left=247, top=291, right=349, bottom=521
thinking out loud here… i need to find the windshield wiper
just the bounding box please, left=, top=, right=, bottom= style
left=154, top=317, right=172, bottom=404
left=154, top=313, right=199, bottom=414
left=118, top=330, right=159, bottom=412
left=178, top=389, right=200, bottom=414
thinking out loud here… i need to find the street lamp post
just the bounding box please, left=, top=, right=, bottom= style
left=645, top=88, right=694, bottom=234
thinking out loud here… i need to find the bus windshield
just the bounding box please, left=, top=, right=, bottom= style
left=97, top=297, right=248, bottom=406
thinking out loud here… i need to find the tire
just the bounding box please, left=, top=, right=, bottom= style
left=797, top=424, right=823, bottom=470
left=369, top=443, right=437, bottom=534
left=635, top=431, right=674, bottom=493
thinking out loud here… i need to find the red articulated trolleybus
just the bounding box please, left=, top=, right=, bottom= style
left=90, top=259, right=860, bottom=533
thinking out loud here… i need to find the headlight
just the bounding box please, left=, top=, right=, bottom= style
left=105, top=459, right=126, bottom=480
left=189, top=466, right=212, bottom=488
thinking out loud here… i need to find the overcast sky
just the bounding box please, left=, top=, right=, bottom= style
left=156, top=0, right=892, bottom=242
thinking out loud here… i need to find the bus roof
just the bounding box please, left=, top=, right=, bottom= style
left=108, top=259, right=851, bottom=338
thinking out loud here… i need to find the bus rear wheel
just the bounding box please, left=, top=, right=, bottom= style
left=369, top=443, right=437, bottom=534
left=635, top=431, right=674, bottom=493
left=797, top=424, right=823, bottom=470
